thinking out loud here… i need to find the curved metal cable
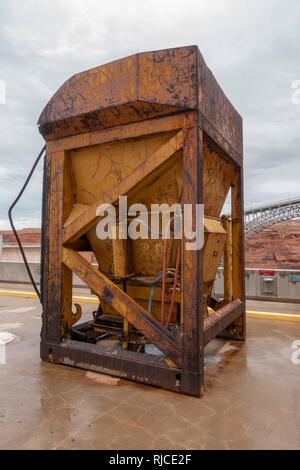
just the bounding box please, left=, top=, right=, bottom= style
left=8, top=145, right=46, bottom=300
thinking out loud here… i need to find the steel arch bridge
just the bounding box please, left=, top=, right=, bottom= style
left=244, top=197, right=300, bottom=240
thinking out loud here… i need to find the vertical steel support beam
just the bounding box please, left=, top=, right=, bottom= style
left=227, top=167, right=246, bottom=340
left=181, top=125, right=204, bottom=396
left=40, top=151, right=51, bottom=342
left=222, top=215, right=232, bottom=303
left=41, top=150, right=70, bottom=346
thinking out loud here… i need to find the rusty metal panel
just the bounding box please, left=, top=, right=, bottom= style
left=137, top=46, right=198, bottom=108
left=38, top=46, right=243, bottom=167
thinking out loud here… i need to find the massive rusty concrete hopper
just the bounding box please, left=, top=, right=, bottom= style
left=39, top=46, right=245, bottom=397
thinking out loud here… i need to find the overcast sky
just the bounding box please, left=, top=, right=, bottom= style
left=0, top=0, right=299, bottom=229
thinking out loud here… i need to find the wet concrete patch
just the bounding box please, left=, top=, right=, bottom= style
left=85, top=371, right=121, bottom=386
left=0, top=331, right=16, bottom=345
left=204, top=340, right=244, bottom=368
left=0, top=323, right=24, bottom=330
left=0, top=307, right=36, bottom=315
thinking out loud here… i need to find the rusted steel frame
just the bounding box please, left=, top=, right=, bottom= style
left=62, top=248, right=183, bottom=367
left=47, top=112, right=195, bottom=153
left=40, top=152, right=51, bottom=340
left=219, top=167, right=245, bottom=340
left=229, top=166, right=246, bottom=340
left=60, top=264, right=72, bottom=338
left=217, top=167, right=245, bottom=341
left=41, top=151, right=68, bottom=343
left=181, top=123, right=204, bottom=397
left=202, top=131, right=242, bottom=169
left=232, top=168, right=244, bottom=300
left=40, top=340, right=184, bottom=394
left=204, top=299, right=243, bottom=345
left=63, top=130, right=183, bottom=244
left=201, top=120, right=242, bottom=167
left=222, top=215, right=232, bottom=303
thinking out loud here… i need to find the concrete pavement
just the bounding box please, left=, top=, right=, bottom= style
left=0, top=292, right=299, bottom=449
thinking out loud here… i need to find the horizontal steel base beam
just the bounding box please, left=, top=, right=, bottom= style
left=40, top=339, right=204, bottom=397
left=204, top=299, right=245, bottom=345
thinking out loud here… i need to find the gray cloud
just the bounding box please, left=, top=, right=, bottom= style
left=0, top=0, right=299, bottom=228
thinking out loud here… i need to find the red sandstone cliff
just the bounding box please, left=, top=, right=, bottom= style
left=245, top=220, right=300, bottom=269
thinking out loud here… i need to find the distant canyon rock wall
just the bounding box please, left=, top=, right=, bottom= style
left=245, top=220, right=300, bottom=269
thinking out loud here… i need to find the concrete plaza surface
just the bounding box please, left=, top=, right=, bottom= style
left=0, top=292, right=299, bottom=450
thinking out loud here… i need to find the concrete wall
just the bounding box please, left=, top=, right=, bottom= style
left=0, top=261, right=87, bottom=288
left=0, top=261, right=299, bottom=303
left=214, top=268, right=300, bottom=303
left=0, top=261, right=41, bottom=285
left=0, top=245, right=41, bottom=263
